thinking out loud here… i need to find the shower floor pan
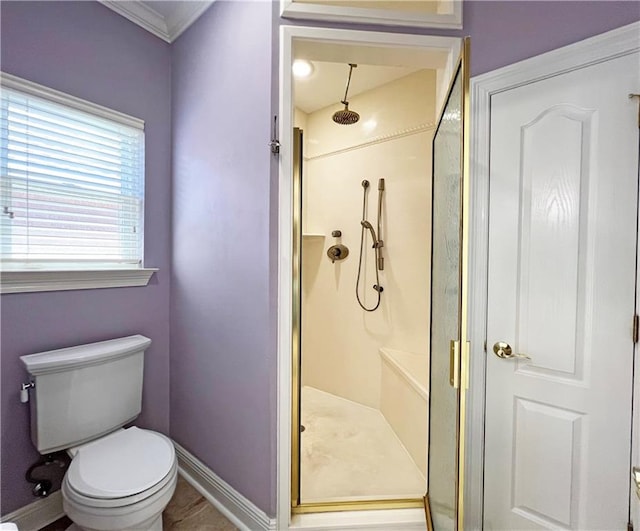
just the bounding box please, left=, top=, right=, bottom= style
left=300, top=386, right=425, bottom=504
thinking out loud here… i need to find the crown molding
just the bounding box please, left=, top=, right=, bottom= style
left=166, top=2, right=213, bottom=41
left=100, top=1, right=170, bottom=42
left=99, top=1, right=213, bottom=43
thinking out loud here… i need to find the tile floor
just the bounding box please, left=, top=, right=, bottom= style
left=300, top=386, right=425, bottom=503
left=163, top=476, right=237, bottom=530
left=39, top=476, right=236, bottom=531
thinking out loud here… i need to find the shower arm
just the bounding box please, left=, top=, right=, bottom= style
left=341, top=64, right=357, bottom=105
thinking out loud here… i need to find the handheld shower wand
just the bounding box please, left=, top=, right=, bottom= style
left=360, top=220, right=378, bottom=247
left=356, top=179, right=385, bottom=312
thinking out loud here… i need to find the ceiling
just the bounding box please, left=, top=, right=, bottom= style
left=293, top=39, right=450, bottom=114
left=99, top=1, right=213, bottom=43
left=295, top=62, right=423, bottom=114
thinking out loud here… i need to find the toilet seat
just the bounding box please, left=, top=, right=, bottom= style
left=65, top=427, right=175, bottom=506
left=64, top=461, right=177, bottom=509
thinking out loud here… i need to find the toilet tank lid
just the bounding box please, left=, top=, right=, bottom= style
left=21, top=335, right=151, bottom=376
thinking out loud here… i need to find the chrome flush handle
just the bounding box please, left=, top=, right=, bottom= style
left=492, top=341, right=531, bottom=361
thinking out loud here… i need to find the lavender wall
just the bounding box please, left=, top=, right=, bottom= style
left=452, top=0, right=640, bottom=75
left=0, top=1, right=172, bottom=515
left=170, top=0, right=275, bottom=516
left=1, top=0, right=637, bottom=521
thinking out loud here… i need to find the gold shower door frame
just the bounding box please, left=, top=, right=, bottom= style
left=424, top=38, right=471, bottom=531
left=290, top=38, right=471, bottom=520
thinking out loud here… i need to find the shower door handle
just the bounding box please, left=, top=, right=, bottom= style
left=450, top=340, right=460, bottom=388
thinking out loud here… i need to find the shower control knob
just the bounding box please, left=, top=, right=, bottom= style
left=327, top=244, right=349, bottom=263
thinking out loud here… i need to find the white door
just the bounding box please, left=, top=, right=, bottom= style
left=484, top=51, right=640, bottom=530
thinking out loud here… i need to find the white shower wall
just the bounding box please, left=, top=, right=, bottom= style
left=298, top=70, right=436, bottom=410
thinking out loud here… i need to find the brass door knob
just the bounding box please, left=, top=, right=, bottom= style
left=492, top=342, right=531, bottom=361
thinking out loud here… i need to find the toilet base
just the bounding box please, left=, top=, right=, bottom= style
left=62, top=458, right=176, bottom=531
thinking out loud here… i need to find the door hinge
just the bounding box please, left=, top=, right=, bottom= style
left=634, top=314, right=639, bottom=343
left=627, top=521, right=633, bottom=531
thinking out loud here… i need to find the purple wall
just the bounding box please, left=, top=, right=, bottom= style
left=454, top=0, right=640, bottom=75
left=1, top=0, right=637, bottom=521
left=170, top=0, right=275, bottom=516
left=0, top=1, right=172, bottom=515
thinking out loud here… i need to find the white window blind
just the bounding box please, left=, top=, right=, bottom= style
left=0, top=74, right=145, bottom=271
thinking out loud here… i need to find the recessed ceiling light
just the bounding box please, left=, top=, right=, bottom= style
left=292, top=59, right=314, bottom=79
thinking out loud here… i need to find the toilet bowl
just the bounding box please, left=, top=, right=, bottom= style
left=20, top=335, right=176, bottom=531
left=62, top=427, right=177, bottom=531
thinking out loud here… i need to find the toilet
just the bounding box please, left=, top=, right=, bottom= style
left=20, top=335, right=177, bottom=531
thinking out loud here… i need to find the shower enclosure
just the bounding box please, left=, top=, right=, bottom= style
left=287, top=34, right=471, bottom=528
left=292, top=65, right=433, bottom=512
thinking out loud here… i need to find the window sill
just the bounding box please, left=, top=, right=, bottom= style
left=0, top=268, right=158, bottom=294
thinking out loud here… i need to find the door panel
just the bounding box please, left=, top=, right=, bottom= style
left=428, top=57, right=462, bottom=529
left=512, top=398, right=583, bottom=526
left=484, top=52, right=639, bottom=530
left=517, top=105, right=593, bottom=381
left=427, top=37, right=470, bottom=531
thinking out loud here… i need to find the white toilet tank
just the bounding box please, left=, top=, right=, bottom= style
left=20, top=335, right=151, bottom=454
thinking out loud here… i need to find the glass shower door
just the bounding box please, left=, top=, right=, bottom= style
left=425, top=38, right=470, bottom=531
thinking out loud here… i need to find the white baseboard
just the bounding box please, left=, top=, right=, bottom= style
left=0, top=490, right=64, bottom=531
left=173, top=442, right=277, bottom=531
left=1, top=444, right=276, bottom=531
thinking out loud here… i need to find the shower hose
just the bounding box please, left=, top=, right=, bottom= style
left=356, top=180, right=383, bottom=312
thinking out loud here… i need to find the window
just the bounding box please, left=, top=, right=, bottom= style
left=0, top=73, right=156, bottom=293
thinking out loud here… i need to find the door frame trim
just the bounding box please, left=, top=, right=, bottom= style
left=467, top=21, right=640, bottom=529
left=277, top=24, right=462, bottom=529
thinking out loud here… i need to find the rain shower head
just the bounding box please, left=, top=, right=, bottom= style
left=333, top=105, right=360, bottom=125
left=332, top=64, right=360, bottom=125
